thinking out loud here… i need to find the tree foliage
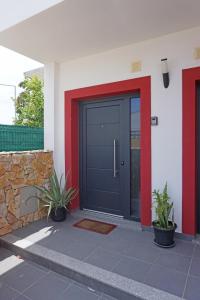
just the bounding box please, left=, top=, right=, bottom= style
left=14, top=76, right=44, bottom=127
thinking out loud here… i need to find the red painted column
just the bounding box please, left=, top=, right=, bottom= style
left=182, top=67, right=200, bottom=235
left=140, top=78, right=151, bottom=226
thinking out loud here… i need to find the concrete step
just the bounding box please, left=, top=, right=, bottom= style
left=0, top=233, right=181, bottom=300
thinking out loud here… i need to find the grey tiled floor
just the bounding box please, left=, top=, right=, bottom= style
left=0, top=248, right=117, bottom=300
left=11, top=211, right=200, bottom=299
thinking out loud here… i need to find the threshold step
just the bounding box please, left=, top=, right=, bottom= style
left=0, top=233, right=181, bottom=300
left=0, top=247, right=115, bottom=300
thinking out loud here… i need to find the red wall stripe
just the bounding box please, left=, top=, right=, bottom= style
left=65, top=77, right=151, bottom=226
left=182, top=67, right=200, bottom=235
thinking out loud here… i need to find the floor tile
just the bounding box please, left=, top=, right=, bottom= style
left=155, top=252, right=191, bottom=274
left=0, top=253, right=23, bottom=276
left=60, top=283, right=99, bottom=300
left=184, top=275, right=200, bottom=300
left=2, top=262, right=46, bottom=293
left=24, top=271, right=71, bottom=300
left=50, top=239, right=98, bottom=260
left=189, top=257, right=200, bottom=277
left=85, top=247, right=122, bottom=271
left=121, top=241, right=161, bottom=263
left=0, top=248, right=14, bottom=261
left=100, top=294, right=117, bottom=300
left=38, top=230, right=75, bottom=247
left=0, top=281, right=20, bottom=300
left=26, top=260, right=50, bottom=273
left=165, top=239, right=195, bottom=257
left=15, top=295, right=30, bottom=300
left=193, top=245, right=200, bottom=258
left=144, top=264, right=187, bottom=297
left=112, top=256, right=151, bottom=282
left=100, top=237, right=131, bottom=254
left=64, top=226, right=107, bottom=242
left=48, top=270, right=70, bottom=282
left=108, top=228, right=153, bottom=245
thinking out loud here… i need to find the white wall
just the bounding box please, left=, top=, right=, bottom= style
left=44, top=62, right=59, bottom=154
left=46, top=26, right=200, bottom=232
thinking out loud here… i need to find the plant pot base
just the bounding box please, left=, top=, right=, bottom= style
left=50, top=207, right=66, bottom=222
left=153, top=239, right=176, bottom=248
left=152, top=221, right=177, bottom=248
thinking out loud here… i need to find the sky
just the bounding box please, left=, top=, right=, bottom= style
left=0, top=46, right=43, bottom=124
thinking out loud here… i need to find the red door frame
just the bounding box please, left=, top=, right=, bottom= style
left=183, top=66, right=200, bottom=235
left=65, top=76, right=151, bottom=226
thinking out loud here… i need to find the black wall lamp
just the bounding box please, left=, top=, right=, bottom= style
left=161, top=58, right=169, bottom=88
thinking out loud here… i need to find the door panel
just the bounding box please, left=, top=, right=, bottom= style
left=87, top=146, right=118, bottom=169
left=86, top=190, right=120, bottom=213
left=130, top=96, right=141, bottom=221
left=87, top=169, right=120, bottom=193
left=87, top=105, right=120, bottom=124
left=87, top=123, right=120, bottom=145
left=80, top=97, right=130, bottom=216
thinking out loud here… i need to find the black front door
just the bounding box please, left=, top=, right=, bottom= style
left=197, top=82, right=200, bottom=232
left=80, top=96, right=130, bottom=217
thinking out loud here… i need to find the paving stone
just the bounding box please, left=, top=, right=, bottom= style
left=164, top=239, right=195, bottom=257
left=15, top=295, right=30, bottom=300
left=85, top=247, right=122, bottom=271
left=0, top=281, right=20, bottom=300
left=189, top=257, right=200, bottom=277
left=193, top=245, right=200, bottom=258
left=184, top=275, right=200, bottom=300
left=2, top=209, right=198, bottom=300
left=155, top=252, right=191, bottom=274
left=112, top=256, right=151, bottom=282
left=0, top=254, right=24, bottom=276
left=2, top=262, right=46, bottom=293
left=100, top=294, right=117, bottom=300
left=144, top=264, right=187, bottom=297
left=0, top=247, right=13, bottom=260
left=60, top=283, right=99, bottom=300
left=122, top=241, right=161, bottom=263
left=26, top=260, right=50, bottom=273
left=24, top=269, right=71, bottom=300
left=46, top=238, right=99, bottom=260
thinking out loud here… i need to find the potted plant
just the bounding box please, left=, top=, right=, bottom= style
left=34, top=170, right=77, bottom=222
left=152, top=183, right=177, bottom=248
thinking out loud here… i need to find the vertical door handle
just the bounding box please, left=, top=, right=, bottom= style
left=113, top=139, right=117, bottom=178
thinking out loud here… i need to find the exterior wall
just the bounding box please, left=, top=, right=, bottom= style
left=46, top=26, right=200, bottom=233
left=44, top=62, right=59, bottom=153
left=0, top=150, right=53, bottom=236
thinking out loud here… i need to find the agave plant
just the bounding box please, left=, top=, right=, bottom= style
left=152, top=183, right=174, bottom=229
left=33, top=169, right=77, bottom=218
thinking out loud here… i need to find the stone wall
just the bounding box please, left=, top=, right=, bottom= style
left=0, top=150, right=53, bottom=236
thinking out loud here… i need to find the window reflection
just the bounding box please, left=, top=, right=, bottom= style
left=130, top=97, right=140, bottom=220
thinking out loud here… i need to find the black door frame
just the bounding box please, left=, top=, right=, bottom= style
left=79, top=93, right=139, bottom=219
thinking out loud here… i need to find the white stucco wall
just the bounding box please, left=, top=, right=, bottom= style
left=44, top=62, right=59, bottom=154
left=46, top=26, right=200, bottom=232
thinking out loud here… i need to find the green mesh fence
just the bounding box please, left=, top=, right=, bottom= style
left=0, top=124, right=44, bottom=152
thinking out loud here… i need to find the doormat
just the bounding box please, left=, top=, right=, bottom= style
left=73, top=218, right=117, bottom=234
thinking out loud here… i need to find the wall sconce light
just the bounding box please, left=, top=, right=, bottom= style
left=161, top=58, right=169, bottom=88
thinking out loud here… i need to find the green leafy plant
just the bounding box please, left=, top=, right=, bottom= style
left=152, top=183, right=174, bottom=229
left=33, top=169, right=77, bottom=218
left=14, top=76, right=44, bottom=127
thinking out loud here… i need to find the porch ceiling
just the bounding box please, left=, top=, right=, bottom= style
left=0, top=0, right=200, bottom=64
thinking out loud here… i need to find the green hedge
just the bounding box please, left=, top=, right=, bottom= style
left=0, top=124, right=44, bottom=152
